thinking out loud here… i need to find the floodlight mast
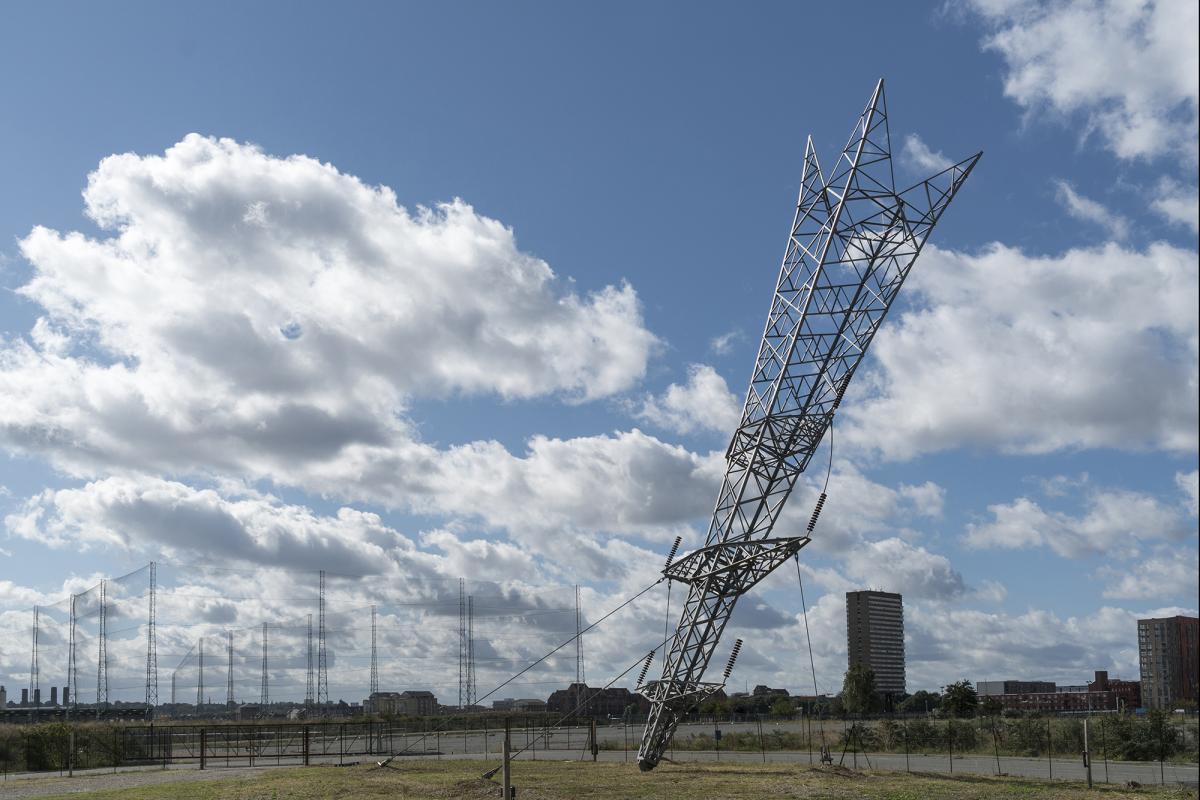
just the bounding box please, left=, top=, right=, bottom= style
left=636, top=79, right=980, bottom=771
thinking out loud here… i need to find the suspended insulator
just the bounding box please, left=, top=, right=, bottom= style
left=664, top=536, right=682, bottom=569
left=832, top=376, right=851, bottom=410
left=723, top=639, right=743, bottom=681
left=806, top=492, right=827, bottom=533
left=636, top=652, right=654, bottom=686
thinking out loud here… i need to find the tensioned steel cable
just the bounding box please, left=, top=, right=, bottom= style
left=482, top=632, right=675, bottom=777
left=375, top=575, right=665, bottom=767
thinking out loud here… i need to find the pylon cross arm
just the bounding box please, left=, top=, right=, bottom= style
left=663, top=536, right=811, bottom=590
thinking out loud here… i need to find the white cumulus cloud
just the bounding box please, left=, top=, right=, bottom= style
left=965, top=0, right=1199, bottom=160
left=634, top=364, right=742, bottom=436
left=842, top=242, right=1198, bottom=460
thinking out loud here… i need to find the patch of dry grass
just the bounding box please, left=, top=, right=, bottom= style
left=27, top=760, right=1198, bottom=800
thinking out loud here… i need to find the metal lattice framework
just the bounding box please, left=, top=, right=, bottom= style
left=636, top=79, right=980, bottom=771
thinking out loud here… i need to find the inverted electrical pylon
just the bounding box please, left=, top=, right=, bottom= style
left=636, top=79, right=980, bottom=771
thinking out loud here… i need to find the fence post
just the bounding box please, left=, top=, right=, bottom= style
left=303, top=726, right=310, bottom=766
left=1158, top=715, right=1165, bottom=786
left=68, top=729, right=74, bottom=777
left=503, top=718, right=512, bottom=800
left=1083, top=718, right=1092, bottom=788
left=1045, top=717, right=1052, bottom=780
left=757, top=715, right=766, bottom=763
left=991, top=719, right=1001, bottom=776
left=199, top=728, right=206, bottom=771
left=1101, top=717, right=1109, bottom=783
left=903, top=720, right=910, bottom=773
left=591, top=718, right=599, bottom=762
left=947, top=720, right=953, bottom=774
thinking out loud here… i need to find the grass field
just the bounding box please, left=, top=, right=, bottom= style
left=23, top=760, right=1199, bottom=800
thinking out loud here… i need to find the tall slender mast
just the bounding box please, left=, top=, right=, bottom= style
left=259, top=621, right=269, bottom=706
left=458, top=578, right=466, bottom=709
left=305, top=613, right=315, bottom=705
left=30, top=605, right=39, bottom=708
left=145, top=561, right=158, bottom=708
left=636, top=79, right=980, bottom=770
left=575, top=585, right=585, bottom=685
left=196, top=637, right=204, bottom=707
left=226, top=629, right=234, bottom=706
left=466, top=595, right=476, bottom=707
left=369, top=604, right=379, bottom=696
left=317, top=571, right=328, bottom=705
left=68, top=593, right=77, bottom=712
left=96, top=579, right=108, bottom=706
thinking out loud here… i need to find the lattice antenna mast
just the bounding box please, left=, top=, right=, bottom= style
left=305, top=613, right=315, bottom=705
left=30, top=605, right=39, bottom=708
left=196, top=637, right=205, bottom=707
left=466, top=595, right=476, bottom=707
left=458, top=578, right=467, bottom=709
left=369, top=604, right=379, bottom=696
left=96, top=579, right=108, bottom=706
left=317, top=570, right=329, bottom=705
left=260, top=621, right=269, bottom=706
left=636, top=79, right=980, bottom=771
left=575, top=585, right=586, bottom=685
left=226, top=629, right=235, bottom=706
left=145, top=561, right=158, bottom=707
left=68, top=593, right=78, bottom=712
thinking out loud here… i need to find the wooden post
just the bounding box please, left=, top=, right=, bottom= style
left=503, top=718, right=512, bottom=800
left=68, top=729, right=74, bottom=777
left=200, top=728, right=207, bottom=770
left=591, top=718, right=598, bottom=762
left=303, top=726, right=310, bottom=766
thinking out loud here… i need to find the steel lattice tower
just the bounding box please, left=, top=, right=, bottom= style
left=369, top=604, right=379, bottom=696
left=304, top=609, right=314, bottom=705
left=96, top=579, right=108, bottom=706
left=636, top=79, right=980, bottom=770
left=196, top=637, right=205, bottom=707
left=458, top=578, right=466, bottom=709
left=68, top=593, right=78, bottom=712
left=466, top=595, right=476, bottom=707
left=260, top=622, right=269, bottom=706
left=575, top=586, right=585, bottom=685
left=145, top=561, right=158, bottom=707
left=226, top=629, right=235, bottom=706
left=29, top=605, right=39, bottom=707
left=317, top=571, right=329, bottom=705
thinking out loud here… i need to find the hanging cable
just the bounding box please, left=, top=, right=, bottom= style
left=482, top=630, right=677, bottom=777
left=375, top=575, right=665, bottom=767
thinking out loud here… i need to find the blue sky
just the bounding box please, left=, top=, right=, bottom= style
left=0, top=1, right=1196, bottom=705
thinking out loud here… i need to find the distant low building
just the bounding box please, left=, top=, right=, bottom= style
left=364, top=690, right=438, bottom=716
left=546, top=683, right=649, bottom=718
left=978, top=672, right=1140, bottom=713
left=977, top=680, right=1056, bottom=696
left=511, top=698, right=547, bottom=712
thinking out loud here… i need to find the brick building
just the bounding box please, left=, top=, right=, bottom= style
left=545, top=683, right=649, bottom=718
